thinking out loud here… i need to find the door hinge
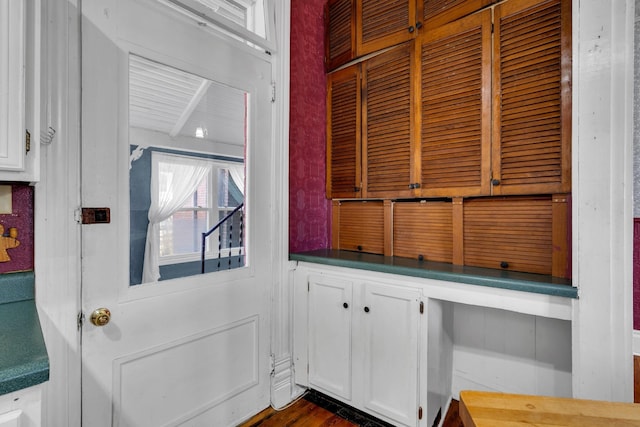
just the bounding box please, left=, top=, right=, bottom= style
left=74, top=209, right=82, bottom=223
left=271, top=82, right=276, bottom=103
left=420, top=301, right=424, bottom=314
left=77, top=311, right=85, bottom=330
left=307, top=281, right=310, bottom=292
left=25, top=130, right=31, bottom=154
left=418, top=406, right=423, bottom=420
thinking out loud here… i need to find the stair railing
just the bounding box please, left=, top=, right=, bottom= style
left=201, top=203, right=244, bottom=274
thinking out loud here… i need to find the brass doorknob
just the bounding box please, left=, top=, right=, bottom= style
left=90, top=308, right=111, bottom=326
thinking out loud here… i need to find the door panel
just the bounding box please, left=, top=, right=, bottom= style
left=81, top=0, right=273, bottom=425
left=359, top=282, right=420, bottom=426
left=308, top=276, right=353, bottom=401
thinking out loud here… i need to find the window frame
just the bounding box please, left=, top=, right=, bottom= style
left=153, top=152, right=245, bottom=266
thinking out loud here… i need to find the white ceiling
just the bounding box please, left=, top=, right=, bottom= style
left=128, top=54, right=246, bottom=146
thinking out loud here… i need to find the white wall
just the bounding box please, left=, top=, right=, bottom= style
left=450, top=303, right=572, bottom=398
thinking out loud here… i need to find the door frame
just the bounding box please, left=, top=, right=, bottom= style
left=33, top=0, right=292, bottom=425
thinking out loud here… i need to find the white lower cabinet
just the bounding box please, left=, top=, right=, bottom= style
left=302, top=273, right=422, bottom=427
left=0, top=385, right=42, bottom=427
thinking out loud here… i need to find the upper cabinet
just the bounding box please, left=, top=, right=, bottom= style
left=325, top=0, right=495, bottom=71
left=0, top=0, right=40, bottom=183
left=491, top=0, right=571, bottom=195
left=0, top=1, right=26, bottom=172
left=326, top=0, right=571, bottom=199
left=418, top=9, right=492, bottom=197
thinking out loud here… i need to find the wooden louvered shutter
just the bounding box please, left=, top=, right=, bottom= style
left=492, top=0, right=571, bottom=195
left=463, top=196, right=553, bottom=275
left=327, top=64, right=361, bottom=199
left=362, top=42, right=415, bottom=199
left=357, top=0, right=416, bottom=56
left=333, top=200, right=385, bottom=254
left=419, top=10, right=491, bottom=197
left=421, top=0, right=494, bottom=30
left=326, top=0, right=356, bottom=71
left=393, top=201, right=453, bottom=263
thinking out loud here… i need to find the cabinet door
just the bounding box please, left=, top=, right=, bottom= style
left=362, top=42, right=416, bottom=199
left=492, top=0, right=571, bottom=195
left=325, top=0, right=356, bottom=71
left=327, top=64, right=361, bottom=199
left=0, top=0, right=26, bottom=172
left=308, top=276, right=354, bottom=401
left=418, top=10, right=491, bottom=197
left=359, top=282, right=421, bottom=427
left=421, top=0, right=494, bottom=29
left=357, top=0, right=416, bottom=56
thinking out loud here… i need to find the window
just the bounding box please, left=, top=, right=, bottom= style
left=161, top=0, right=276, bottom=52
left=155, top=153, right=245, bottom=265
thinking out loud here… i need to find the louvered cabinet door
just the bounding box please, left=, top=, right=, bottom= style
left=327, top=64, right=362, bottom=199
left=332, top=200, right=385, bottom=254
left=419, top=10, right=492, bottom=197
left=421, top=0, right=494, bottom=30
left=326, top=0, right=356, bottom=71
left=393, top=201, right=453, bottom=263
left=357, top=0, right=417, bottom=56
left=463, top=196, right=554, bottom=275
left=492, top=0, right=571, bottom=195
left=362, top=42, right=416, bottom=199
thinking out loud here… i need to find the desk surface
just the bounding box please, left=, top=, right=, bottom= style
left=460, top=390, right=640, bottom=427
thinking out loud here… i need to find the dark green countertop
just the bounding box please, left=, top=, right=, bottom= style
left=290, top=249, right=577, bottom=299
left=0, top=272, right=49, bottom=395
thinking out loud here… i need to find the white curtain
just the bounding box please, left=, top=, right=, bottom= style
left=142, top=154, right=211, bottom=283
left=228, top=163, right=245, bottom=195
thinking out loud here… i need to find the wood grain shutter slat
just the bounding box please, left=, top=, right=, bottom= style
left=493, top=0, right=571, bottom=195
left=327, top=65, right=361, bottom=198
left=363, top=43, right=414, bottom=198
left=463, top=196, right=553, bottom=275
left=422, top=0, right=494, bottom=29
left=357, top=0, right=415, bottom=56
left=393, top=201, right=453, bottom=263
left=337, top=201, right=385, bottom=254
left=419, top=10, right=491, bottom=197
left=326, top=0, right=356, bottom=71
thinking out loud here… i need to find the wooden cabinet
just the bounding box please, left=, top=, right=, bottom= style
left=303, top=273, right=422, bottom=427
left=325, top=0, right=356, bottom=71
left=326, top=0, right=495, bottom=71
left=327, top=0, right=570, bottom=199
left=417, top=9, right=492, bottom=197
left=363, top=42, right=415, bottom=198
left=491, top=0, right=572, bottom=195
left=327, top=64, right=361, bottom=199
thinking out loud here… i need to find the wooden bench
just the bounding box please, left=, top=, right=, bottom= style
left=460, top=390, right=640, bottom=426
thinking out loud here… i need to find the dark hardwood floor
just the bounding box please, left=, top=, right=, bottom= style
left=238, top=391, right=464, bottom=427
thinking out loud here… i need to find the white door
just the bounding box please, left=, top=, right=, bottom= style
left=80, top=0, right=274, bottom=425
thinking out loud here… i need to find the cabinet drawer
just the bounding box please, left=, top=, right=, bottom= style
left=332, top=200, right=387, bottom=255
left=462, top=195, right=570, bottom=277
left=393, top=200, right=453, bottom=263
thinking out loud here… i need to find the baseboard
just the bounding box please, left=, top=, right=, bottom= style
left=634, top=330, right=640, bottom=355
left=270, top=356, right=306, bottom=409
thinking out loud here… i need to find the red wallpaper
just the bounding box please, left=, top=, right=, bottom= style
left=289, top=0, right=331, bottom=253
left=0, top=184, right=34, bottom=273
